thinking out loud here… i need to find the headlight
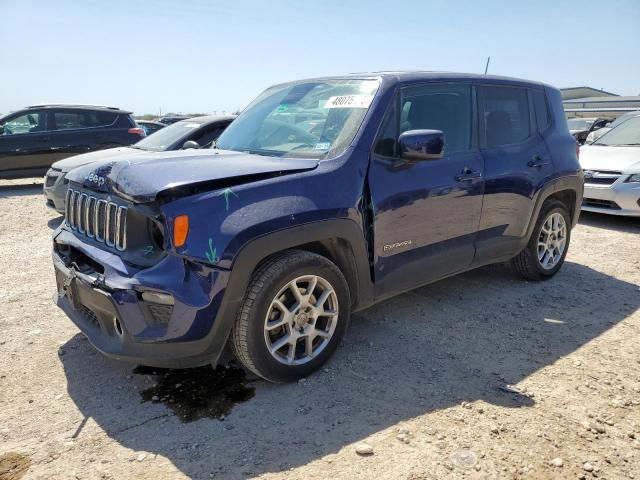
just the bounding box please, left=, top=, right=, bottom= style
left=627, top=174, right=640, bottom=183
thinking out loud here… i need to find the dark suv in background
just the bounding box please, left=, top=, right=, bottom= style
left=0, top=104, right=144, bottom=178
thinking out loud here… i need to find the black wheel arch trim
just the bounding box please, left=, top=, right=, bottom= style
left=523, top=173, right=583, bottom=244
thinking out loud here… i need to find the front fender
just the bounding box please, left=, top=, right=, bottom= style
left=159, top=156, right=367, bottom=269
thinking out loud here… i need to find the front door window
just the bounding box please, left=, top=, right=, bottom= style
left=1, top=112, right=44, bottom=135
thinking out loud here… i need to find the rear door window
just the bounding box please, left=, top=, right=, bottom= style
left=480, top=86, right=531, bottom=147
left=52, top=111, right=80, bottom=130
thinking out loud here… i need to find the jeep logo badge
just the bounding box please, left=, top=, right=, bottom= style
left=87, top=172, right=106, bottom=187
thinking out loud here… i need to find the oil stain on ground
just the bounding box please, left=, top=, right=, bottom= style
left=0, top=452, right=31, bottom=480
left=134, top=364, right=255, bottom=423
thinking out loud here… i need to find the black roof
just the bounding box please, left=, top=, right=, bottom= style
left=26, top=104, right=131, bottom=114
left=272, top=71, right=550, bottom=89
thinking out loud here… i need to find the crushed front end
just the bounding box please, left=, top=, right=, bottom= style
left=52, top=185, right=231, bottom=368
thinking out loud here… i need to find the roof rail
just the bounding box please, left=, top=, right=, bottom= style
left=27, top=103, right=122, bottom=110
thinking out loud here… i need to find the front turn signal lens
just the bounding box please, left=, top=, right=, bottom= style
left=173, top=215, right=189, bottom=247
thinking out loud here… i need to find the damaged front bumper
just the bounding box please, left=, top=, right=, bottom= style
left=52, top=228, right=234, bottom=368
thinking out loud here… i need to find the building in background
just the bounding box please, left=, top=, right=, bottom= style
left=561, top=87, right=640, bottom=118
left=560, top=86, right=618, bottom=100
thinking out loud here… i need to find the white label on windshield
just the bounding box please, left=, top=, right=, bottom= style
left=324, top=95, right=374, bottom=109
left=315, top=142, right=331, bottom=150
left=183, top=123, right=200, bottom=128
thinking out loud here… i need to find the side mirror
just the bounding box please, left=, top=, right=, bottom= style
left=399, top=130, right=445, bottom=161
left=182, top=140, right=200, bottom=150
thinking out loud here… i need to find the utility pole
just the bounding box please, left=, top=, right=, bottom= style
left=484, top=56, right=491, bottom=75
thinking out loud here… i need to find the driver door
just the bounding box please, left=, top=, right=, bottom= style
left=368, top=83, right=485, bottom=298
left=0, top=110, right=50, bottom=174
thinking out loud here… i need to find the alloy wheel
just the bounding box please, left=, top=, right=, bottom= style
left=263, top=275, right=339, bottom=365
left=537, top=212, right=567, bottom=270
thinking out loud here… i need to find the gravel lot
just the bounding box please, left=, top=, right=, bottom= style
left=1, top=178, right=639, bottom=480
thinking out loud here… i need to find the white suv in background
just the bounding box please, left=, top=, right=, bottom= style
left=585, top=111, right=640, bottom=144
left=580, top=115, right=640, bottom=216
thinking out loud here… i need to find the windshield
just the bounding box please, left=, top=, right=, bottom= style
left=594, top=116, right=640, bottom=146
left=133, top=120, right=203, bottom=151
left=608, top=112, right=640, bottom=129
left=567, top=118, right=594, bottom=131
left=215, top=79, right=380, bottom=159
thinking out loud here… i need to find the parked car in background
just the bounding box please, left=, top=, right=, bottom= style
left=567, top=117, right=610, bottom=145
left=0, top=104, right=144, bottom=179
left=157, top=115, right=196, bottom=125
left=52, top=72, right=582, bottom=383
left=580, top=115, right=640, bottom=216
left=585, top=111, right=640, bottom=144
left=44, top=115, right=234, bottom=212
left=136, top=120, right=166, bottom=136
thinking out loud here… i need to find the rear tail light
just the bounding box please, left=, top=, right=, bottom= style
left=128, top=127, right=146, bottom=136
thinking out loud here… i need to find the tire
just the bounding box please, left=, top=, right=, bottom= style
left=511, top=200, right=571, bottom=281
left=230, top=250, right=350, bottom=383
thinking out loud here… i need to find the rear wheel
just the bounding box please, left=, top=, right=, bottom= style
left=511, top=200, right=571, bottom=281
left=230, top=250, right=350, bottom=383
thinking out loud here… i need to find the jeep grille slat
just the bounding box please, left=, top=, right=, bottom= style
left=86, top=197, right=96, bottom=238
left=96, top=199, right=107, bottom=241
left=64, top=189, right=127, bottom=251
left=64, top=190, right=73, bottom=225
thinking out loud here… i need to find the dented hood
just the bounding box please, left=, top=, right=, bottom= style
left=65, top=149, right=319, bottom=202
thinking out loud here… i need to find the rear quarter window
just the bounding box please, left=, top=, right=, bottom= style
left=79, top=111, right=117, bottom=128
left=531, top=89, right=551, bottom=132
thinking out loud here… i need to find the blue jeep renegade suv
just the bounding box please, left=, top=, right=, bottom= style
left=53, top=72, right=583, bottom=382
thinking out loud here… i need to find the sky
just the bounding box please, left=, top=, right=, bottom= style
left=1, top=0, right=639, bottom=115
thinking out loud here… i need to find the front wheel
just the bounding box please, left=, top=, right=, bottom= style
left=511, top=200, right=571, bottom=281
left=230, top=250, right=350, bottom=383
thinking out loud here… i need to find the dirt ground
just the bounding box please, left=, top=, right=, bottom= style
left=1, top=178, right=639, bottom=480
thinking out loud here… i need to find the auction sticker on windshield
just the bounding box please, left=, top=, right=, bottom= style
left=324, top=95, right=374, bottom=109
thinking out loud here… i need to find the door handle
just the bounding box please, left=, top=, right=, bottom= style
left=528, top=154, right=550, bottom=168
left=454, top=169, right=482, bottom=182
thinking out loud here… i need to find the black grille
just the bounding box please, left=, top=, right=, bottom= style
left=65, top=189, right=127, bottom=251
left=583, top=198, right=621, bottom=210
